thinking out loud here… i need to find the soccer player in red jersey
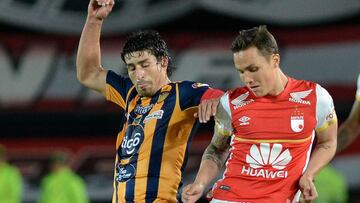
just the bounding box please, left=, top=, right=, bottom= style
left=182, top=26, right=338, bottom=203
left=77, top=0, right=223, bottom=202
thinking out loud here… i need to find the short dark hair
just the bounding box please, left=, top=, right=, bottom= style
left=121, top=30, right=175, bottom=77
left=231, top=25, right=279, bottom=58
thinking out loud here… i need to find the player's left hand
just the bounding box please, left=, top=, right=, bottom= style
left=299, top=175, right=318, bottom=201
left=196, top=98, right=220, bottom=123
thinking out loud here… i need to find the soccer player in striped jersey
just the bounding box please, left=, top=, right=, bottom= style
left=182, top=26, right=338, bottom=203
left=77, top=0, right=223, bottom=202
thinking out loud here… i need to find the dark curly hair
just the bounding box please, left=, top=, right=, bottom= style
left=231, top=25, right=279, bottom=59
left=121, top=30, right=175, bottom=77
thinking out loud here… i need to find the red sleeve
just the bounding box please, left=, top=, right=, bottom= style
left=200, top=88, right=224, bottom=101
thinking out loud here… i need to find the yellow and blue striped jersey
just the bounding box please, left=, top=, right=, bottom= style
left=105, top=71, right=210, bottom=203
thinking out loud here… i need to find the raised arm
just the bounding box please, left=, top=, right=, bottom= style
left=182, top=94, right=232, bottom=203
left=76, top=0, right=115, bottom=96
left=337, top=74, right=360, bottom=153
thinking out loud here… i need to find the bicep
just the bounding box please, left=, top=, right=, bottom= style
left=80, top=68, right=108, bottom=96
left=316, top=120, right=338, bottom=144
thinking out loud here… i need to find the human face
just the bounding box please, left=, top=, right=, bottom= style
left=125, top=51, right=168, bottom=97
left=233, top=47, right=279, bottom=97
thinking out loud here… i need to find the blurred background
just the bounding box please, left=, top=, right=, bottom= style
left=0, top=0, right=360, bottom=202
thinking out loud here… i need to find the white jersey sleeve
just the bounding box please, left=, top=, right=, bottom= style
left=214, top=92, right=233, bottom=136
left=356, top=74, right=360, bottom=101
left=315, top=84, right=337, bottom=132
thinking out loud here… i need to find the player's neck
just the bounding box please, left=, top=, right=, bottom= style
left=269, top=70, right=288, bottom=96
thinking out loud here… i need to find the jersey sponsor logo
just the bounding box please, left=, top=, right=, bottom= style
left=242, top=143, right=292, bottom=179
left=134, top=104, right=154, bottom=115
left=144, top=110, right=164, bottom=123
left=115, top=163, right=136, bottom=182
left=121, top=125, right=144, bottom=157
left=291, top=115, right=304, bottom=132
left=289, top=89, right=312, bottom=105
left=239, top=116, right=250, bottom=126
left=231, top=91, right=254, bottom=109
left=192, top=83, right=209, bottom=88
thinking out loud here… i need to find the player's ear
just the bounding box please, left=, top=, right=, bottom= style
left=272, top=54, right=280, bottom=68
left=161, top=57, right=169, bottom=69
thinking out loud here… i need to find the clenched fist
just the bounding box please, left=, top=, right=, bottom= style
left=88, top=0, right=115, bottom=21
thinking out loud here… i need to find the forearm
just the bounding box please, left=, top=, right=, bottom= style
left=76, top=16, right=103, bottom=84
left=304, top=138, right=337, bottom=178
left=337, top=121, right=360, bottom=153
left=337, top=100, right=360, bottom=153
left=193, top=144, right=228, bottom=188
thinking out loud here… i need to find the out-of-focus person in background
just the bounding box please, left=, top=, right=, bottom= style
left=313, top=73, right=360, bottom=203
left=0, top=144, right=22, bottom=203
left=313, top=165, right=347, bottom=203
left=336, top=73, right=360, bottom=153
left=182, top=25, right=338, bottom=203
left=76, top=0, right=222, bottom=202
left=37, top=151, right=89, bottom=203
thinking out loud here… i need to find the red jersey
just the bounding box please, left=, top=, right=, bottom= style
left=211, top=77, right=336, bottom=203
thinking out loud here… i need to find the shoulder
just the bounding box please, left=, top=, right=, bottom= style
left=176, top=80, right=210, bottom=88
left=227, top=86, right=250, bottom=101
left=289, top=77, right=317, bottom=90
left=315, top=83, right=334, bottom=105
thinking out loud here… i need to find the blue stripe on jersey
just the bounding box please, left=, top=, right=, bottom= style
left=125, top=173, right=135, bottom=202
left=145, top=85, right=177, bottom=202
left=126, top=93, right=160, bottom=202
left=106, top=70, right=133, bottom=101
left=125, top=88, right=138, bottom=114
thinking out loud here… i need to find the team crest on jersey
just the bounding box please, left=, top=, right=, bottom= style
left=242, top=143, right=291, bottom=179
left=192, top=83, right=209, bottom=88
left=231, top=91, right=254, bottom=109
left=291, top=115, right=304, bottom=132
left=144, top=110, right=164, bottom=123
left=115, top=163, right=136, bottom=182
left=289, top=89, right=312, bottom=105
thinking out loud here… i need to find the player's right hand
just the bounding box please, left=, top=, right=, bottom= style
left=88, top=0, right=115, bottom=21
left=181, top=183, right=205, bottom=203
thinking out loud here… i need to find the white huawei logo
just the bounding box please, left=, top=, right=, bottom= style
left=289, top=89, right=312, bottom=105
left=246, top=143, right=292, bottom=170
left=231, top=91, right=254, bottom=109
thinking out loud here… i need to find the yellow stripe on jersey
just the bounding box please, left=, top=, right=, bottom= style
left=106, top=84, right=126, bottom=108
left=156, top=85, right=198, bottom=202
left=234, top=135, right=313, bottom=143
left=315, top=117, right=338, bottom=133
